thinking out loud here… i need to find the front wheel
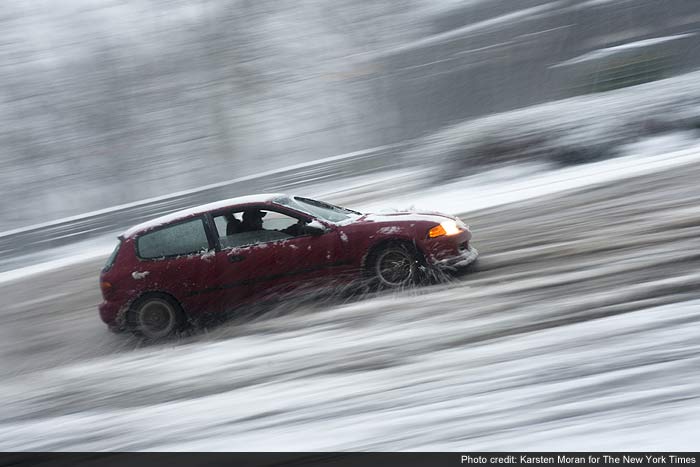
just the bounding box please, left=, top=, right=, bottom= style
left=370, top=244, right=422, bottom=289
left=127, top=294, right=185, bottom=340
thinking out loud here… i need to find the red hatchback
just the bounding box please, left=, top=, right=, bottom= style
left=99, top=194, right=478, bottom=339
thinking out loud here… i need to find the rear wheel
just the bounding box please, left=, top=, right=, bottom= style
left=370, top=243, right=422, bottom=289
left=127, top=294, right=185, bottom=340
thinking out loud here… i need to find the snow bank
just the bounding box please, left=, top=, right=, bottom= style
left=553, top=33, right=697, bottom=68
left=408, top=70, right=700, bottom=181
left=359, top=133, right=700, bottom=216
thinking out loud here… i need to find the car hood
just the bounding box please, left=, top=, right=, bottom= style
left=349, top=211, right=456, bottom=225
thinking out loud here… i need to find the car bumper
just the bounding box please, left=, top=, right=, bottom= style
left=434, top=245, right=479, bottom=270
left=99, top=300, right=126, bottom=331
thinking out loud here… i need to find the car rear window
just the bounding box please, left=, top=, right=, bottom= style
left=102, top=239, right=122, bottom=272
left=137, top=218, right=210, bottom=259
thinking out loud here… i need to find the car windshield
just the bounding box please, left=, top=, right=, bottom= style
left=275, top=196, right=361, bottom=223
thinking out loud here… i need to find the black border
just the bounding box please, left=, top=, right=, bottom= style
left=2, top=452, right=699, bottom=467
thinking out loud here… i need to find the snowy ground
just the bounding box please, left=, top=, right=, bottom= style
left=1, top=138, right=699, bottom=450
left=2, top=1, right=700, bottom=453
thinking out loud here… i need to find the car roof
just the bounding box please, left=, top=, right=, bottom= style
left=121, top=193, right=287, bottom=238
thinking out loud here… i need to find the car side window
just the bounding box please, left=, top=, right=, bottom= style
left=214, top=212, right=241, bottom=238
left=261, top=211, right=299, bottom=232
left=137, top=218, right=210, bottom=259
left=213, top=209, right=307, bottom=249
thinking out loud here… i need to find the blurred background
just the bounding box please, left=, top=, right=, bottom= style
left=2, top=0, right=700, bottom=229
left=1, top=0, right=700, bottom=452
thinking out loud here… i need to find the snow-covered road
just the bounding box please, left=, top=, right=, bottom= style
left=1, top=148, right=699, bottom=450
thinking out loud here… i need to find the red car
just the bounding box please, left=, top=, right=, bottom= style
left=99, top=194, right=478, bottom=339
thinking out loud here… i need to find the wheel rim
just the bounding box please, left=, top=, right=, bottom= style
left=138, top=299, right=176, bottom=338
left=376, top=249, right=416, bottom=287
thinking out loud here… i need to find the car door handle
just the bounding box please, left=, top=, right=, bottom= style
left=228, top=255, right=245, bottom=263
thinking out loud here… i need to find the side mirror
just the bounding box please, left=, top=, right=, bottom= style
left=305, top=226, right=326, bottom=236
left=304, top=220, right=329, bottom=236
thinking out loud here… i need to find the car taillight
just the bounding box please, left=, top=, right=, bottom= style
left=100, top=281, right=113, bottom=299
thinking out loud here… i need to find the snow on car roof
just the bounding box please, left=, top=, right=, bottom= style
left=121, top=193, right=287, bottom=238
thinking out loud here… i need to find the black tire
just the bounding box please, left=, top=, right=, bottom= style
left=368, top=243, right=423, bottom=289
left=127, top=293, right=186, bottom=340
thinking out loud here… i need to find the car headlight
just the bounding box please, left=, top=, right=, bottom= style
left=428, top=220, right=462, bottom=238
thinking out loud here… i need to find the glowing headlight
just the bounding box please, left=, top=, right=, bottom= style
left=428, top=220, right=462, bottom=238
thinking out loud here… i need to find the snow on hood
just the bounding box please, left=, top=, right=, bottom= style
left=354, top=211, right=455, bottom=224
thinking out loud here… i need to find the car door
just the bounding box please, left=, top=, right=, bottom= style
left=246, top=209, right=350, bottom=298
left=204, top=212, right=267, bottom=313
